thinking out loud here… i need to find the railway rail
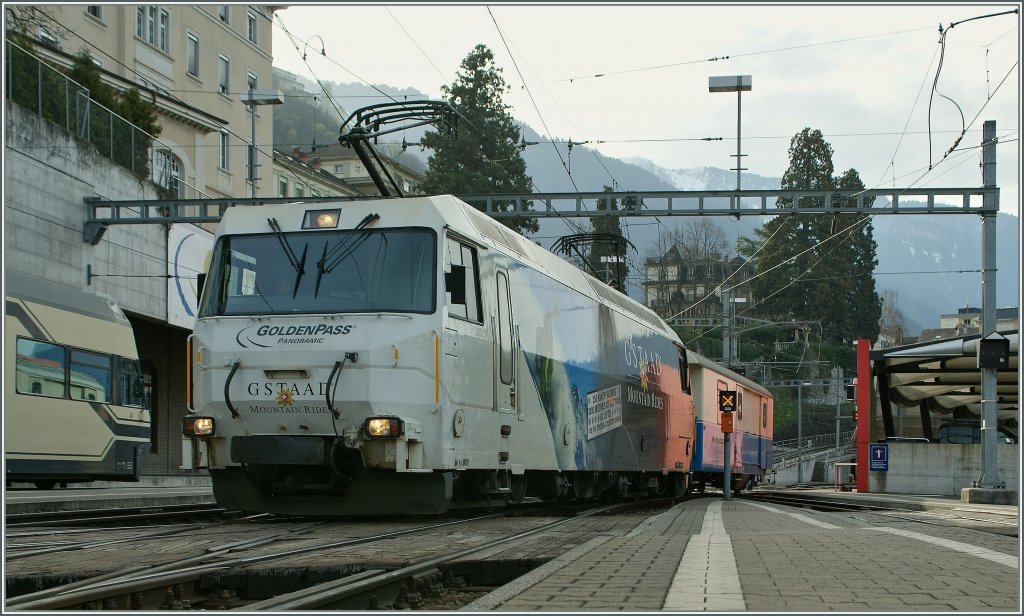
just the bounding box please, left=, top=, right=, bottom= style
left=5, top=497, right=669, bottom=611
left=4, top=503, right=228, bottom=528
left=742, top=491, right=1019, bottom=538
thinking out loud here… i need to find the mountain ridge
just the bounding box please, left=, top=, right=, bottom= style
left=271, top=70, right=1020, bottom=335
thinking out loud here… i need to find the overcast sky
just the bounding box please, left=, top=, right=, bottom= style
left=271, top=3, right=1021, bottom=217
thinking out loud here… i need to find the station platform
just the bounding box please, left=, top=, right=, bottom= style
left=466, top=491, right=1020, bottom=611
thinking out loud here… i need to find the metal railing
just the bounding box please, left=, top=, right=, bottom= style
left=772, top=430, right=855, bottom=469
left=5, top=40, right=207, bottom=199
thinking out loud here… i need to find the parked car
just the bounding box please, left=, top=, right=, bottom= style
left=936, top=420, right=1016, bottom=444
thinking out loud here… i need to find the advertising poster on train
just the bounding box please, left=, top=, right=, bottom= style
left=587, top=384, right=622, bottom=439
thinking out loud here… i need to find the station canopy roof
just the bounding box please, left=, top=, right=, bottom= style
left=871, top=331, right=1018, bottom=422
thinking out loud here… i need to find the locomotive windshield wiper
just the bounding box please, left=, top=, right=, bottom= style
left=268, top=217, right=307, bottom=297
left=313, top=213, right=379, bottom=298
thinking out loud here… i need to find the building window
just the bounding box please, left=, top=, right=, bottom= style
left=219, top=131, right=229, bottom=169
left=136, top=6, right=169, bottom=52
left=278, top=177, right=287, bottom=197
left=158, top=9, right=170, bottom=52
left=38, top=25, right=60, bottom=49
left=246, top=72, right=257, bottom=109
left=333, top=164, right=343, bottom=174
left=154, top=149, right=182, bottom=197
left=186, top=33, right=199, bottom=77
left=246, top=10, right=257, bottom=43
left=86, top=6, right=102, bottom=20
left=218, top=54, right=229, bottom=94
left=295, top=185, right=304, bottom=198
left=246, top=139, right=254, bottom=183
left=218, top=5, right=229, bottom=23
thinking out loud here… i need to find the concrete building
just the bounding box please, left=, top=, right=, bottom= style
left=642, top=245, right=754, bottom=322
left=292, top=143, right=424, bottom=197
left=272, top=147, right=360, bottom=199
left=7, top=4, right=282, bottom=200
left=938, top=305, right=1019, bottom=333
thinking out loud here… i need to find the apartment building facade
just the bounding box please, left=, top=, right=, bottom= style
left=643, top=244, right=755, bottom=322
left=10, top=4, right=281, bottom=200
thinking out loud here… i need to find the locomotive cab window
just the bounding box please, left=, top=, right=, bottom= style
left=200, top=228, right=436, bottom=316
left=445, top=237, right=482, bottom=323
left=15, top=338, right=66, bottom=398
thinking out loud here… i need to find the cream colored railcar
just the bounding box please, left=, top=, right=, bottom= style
left=5, top=271, right=150, bottom=489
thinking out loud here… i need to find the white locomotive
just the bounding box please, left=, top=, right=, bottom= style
left=184, top=195, right=760, bottom=515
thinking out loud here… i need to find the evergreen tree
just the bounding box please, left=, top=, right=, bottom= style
left=418, top=44, right=537, bottom=234
left=835, top=168, right=881, bottom=341
left=742, top=128, right=881, bottom=342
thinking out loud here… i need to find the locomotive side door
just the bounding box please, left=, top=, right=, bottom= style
left=494, top=268, right=517, bottom=415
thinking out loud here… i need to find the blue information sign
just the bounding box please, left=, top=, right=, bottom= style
left=869, top=443, right=888, bottom=472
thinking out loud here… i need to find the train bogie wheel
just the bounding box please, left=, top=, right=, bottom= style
left=673, top=474, right=689, bottom=497
left=506, top=475, right=527, bottom=505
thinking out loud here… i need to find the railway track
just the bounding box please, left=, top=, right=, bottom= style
left=5, top=497, right=668, bottom=611
left=740, top=491, right=895, bottom=512
left=742, top=491, right=1019, bottom=538
left=4, top=503, right=229, bottom=528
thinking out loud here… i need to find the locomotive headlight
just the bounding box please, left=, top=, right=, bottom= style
left=364, top=416, right=404, bottom=438
left=183, top=416, right=216, bottom=437
left=301, top=208, right=341, bottom=229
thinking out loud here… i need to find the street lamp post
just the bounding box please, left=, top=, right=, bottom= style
left=709, top=75, right=752, bottom=200
left=240, top=88, right=284, bottom=198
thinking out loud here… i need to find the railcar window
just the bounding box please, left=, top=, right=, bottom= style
left=497, top=271, right=513, bottom=384
left=70, top=350, right=113, bottom=403
left=762, top=401, right=768, bottom=428
left=200, top=229, right=435, bottom=316
left=678, top=349, right=690, bottom=393
left=15, top=338, right=66, bottom=398
left=445, top=237, right=482, bottom=323
left=120, top=358, right=145, bottom=407
left=738, top=391, right=743, bottom=420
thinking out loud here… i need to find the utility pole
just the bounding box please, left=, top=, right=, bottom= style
left=834, top=370, right=842, bottom=452
left=722, top=285, right=731, bottom=368
left=797, top=383, right=803, bottom=484
left=976, top=120, right=1004, bottom=490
